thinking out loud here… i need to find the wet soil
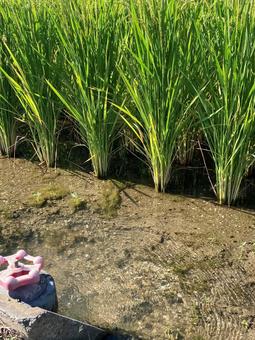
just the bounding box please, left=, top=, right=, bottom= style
left=1, top=158, right=255, bottom=339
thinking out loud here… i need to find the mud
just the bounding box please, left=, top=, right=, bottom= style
left=1, top=158, right=255, bottom=339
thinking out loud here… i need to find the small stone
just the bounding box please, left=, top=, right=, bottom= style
left=11, top=211, right=20, bottom=219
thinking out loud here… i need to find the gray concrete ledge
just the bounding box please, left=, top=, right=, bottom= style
left=0, top=294, right=106, bottom=340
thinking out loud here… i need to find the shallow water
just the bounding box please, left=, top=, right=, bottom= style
left=1, top=221, right=154, bottom=337
left=2, top=218, right=255, bottom=340
left=1, top=158, right=255, bottom=339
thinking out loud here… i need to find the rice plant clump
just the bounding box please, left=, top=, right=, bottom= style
left=0, top=0, right=255, bottom=206
left=193, top=0, right=255, bottom=205
left=0, top=6, right=17, bottom=156
left=49, top=0, right=129, bottom=178
left=0, top=0, right=64, bottom=167
left=117, top=0, right=199, bottom=192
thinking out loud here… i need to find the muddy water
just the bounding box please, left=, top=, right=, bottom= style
left=1, top=223, right=173, bottom=338
left=2, top=225, right=108, bottom=322
left=4, top=223, right=177, bottom=335
left=2, top=218, right=255, bottom=340
left=1, top=159, right=255, bottom=339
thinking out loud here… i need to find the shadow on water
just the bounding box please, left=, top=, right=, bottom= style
left=169, top=166, right=215, bottom=199
left=167, top=143, right=255, bottom=210
left=16, top=134, right=255, bottom=210
left=168, top=165, right=255, bottom=210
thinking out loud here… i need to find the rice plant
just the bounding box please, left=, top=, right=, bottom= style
left=0, top=55, right=16, bottom=156
left=0, top=0, right=255, bottom=206
left=194, top=0, right=255, bottom=205
left=0, top=7, right=17, bottom=156
left=49, top=0, right=129, bottom=178
left=0, top=0, right=63, bottom=167
left=117, top=0, right=199, bottom=192
left=176, top=127, right=198, bottom=167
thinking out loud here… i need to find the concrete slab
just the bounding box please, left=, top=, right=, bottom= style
left=0, top=294, right=106, bottom=340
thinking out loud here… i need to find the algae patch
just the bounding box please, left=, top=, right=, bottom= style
left=68, top=192, right=87, bottom=212
left=26, top=184, right=69, bottom=207
left=97, top=181, right=121, bottom=217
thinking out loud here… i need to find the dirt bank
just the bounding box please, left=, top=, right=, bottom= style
left=1, top=158, right=255, bottom=339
